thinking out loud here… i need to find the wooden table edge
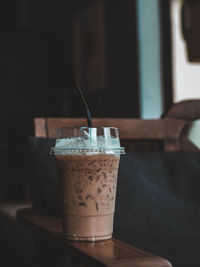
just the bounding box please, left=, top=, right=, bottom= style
left=16, top=209, right=172, bottom=267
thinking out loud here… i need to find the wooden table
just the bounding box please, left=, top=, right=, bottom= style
left=17, top=209, right=172, bottom=267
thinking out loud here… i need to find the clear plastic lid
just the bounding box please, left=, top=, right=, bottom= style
left=50, top=127, right=125, bottom=155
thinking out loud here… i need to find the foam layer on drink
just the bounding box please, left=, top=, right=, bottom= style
left=54, top=136, right=124, bottom=154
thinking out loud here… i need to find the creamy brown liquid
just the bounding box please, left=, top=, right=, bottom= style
left=56, top=154, right=120, bottom=241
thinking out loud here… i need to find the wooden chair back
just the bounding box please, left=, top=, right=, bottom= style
left=164, top=100, right=200, bottom=121
left=163, top=100, right=200, bottom=151
left=34, top=117, right=189, bottom=151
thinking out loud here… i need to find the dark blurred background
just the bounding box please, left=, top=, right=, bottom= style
left=0, top=0, right=172, bottom=200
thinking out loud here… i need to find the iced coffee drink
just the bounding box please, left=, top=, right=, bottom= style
left=51, top=127, right=125, bottom=241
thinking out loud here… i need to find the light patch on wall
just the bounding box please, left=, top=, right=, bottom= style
left=137, top=0, right=163, bottom=118
left=171, top=0, right=200, bottom=102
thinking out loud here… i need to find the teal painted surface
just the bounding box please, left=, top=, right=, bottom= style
left=137, top=0, right=163, bottom=118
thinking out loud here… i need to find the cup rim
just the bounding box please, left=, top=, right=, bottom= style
left=50, top=147, right=125, bottom=155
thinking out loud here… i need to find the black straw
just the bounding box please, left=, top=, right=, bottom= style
left=75, top=80, right=92, bottom=128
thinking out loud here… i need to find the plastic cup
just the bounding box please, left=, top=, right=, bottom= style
left=51, top=127, right=125, bottom=241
